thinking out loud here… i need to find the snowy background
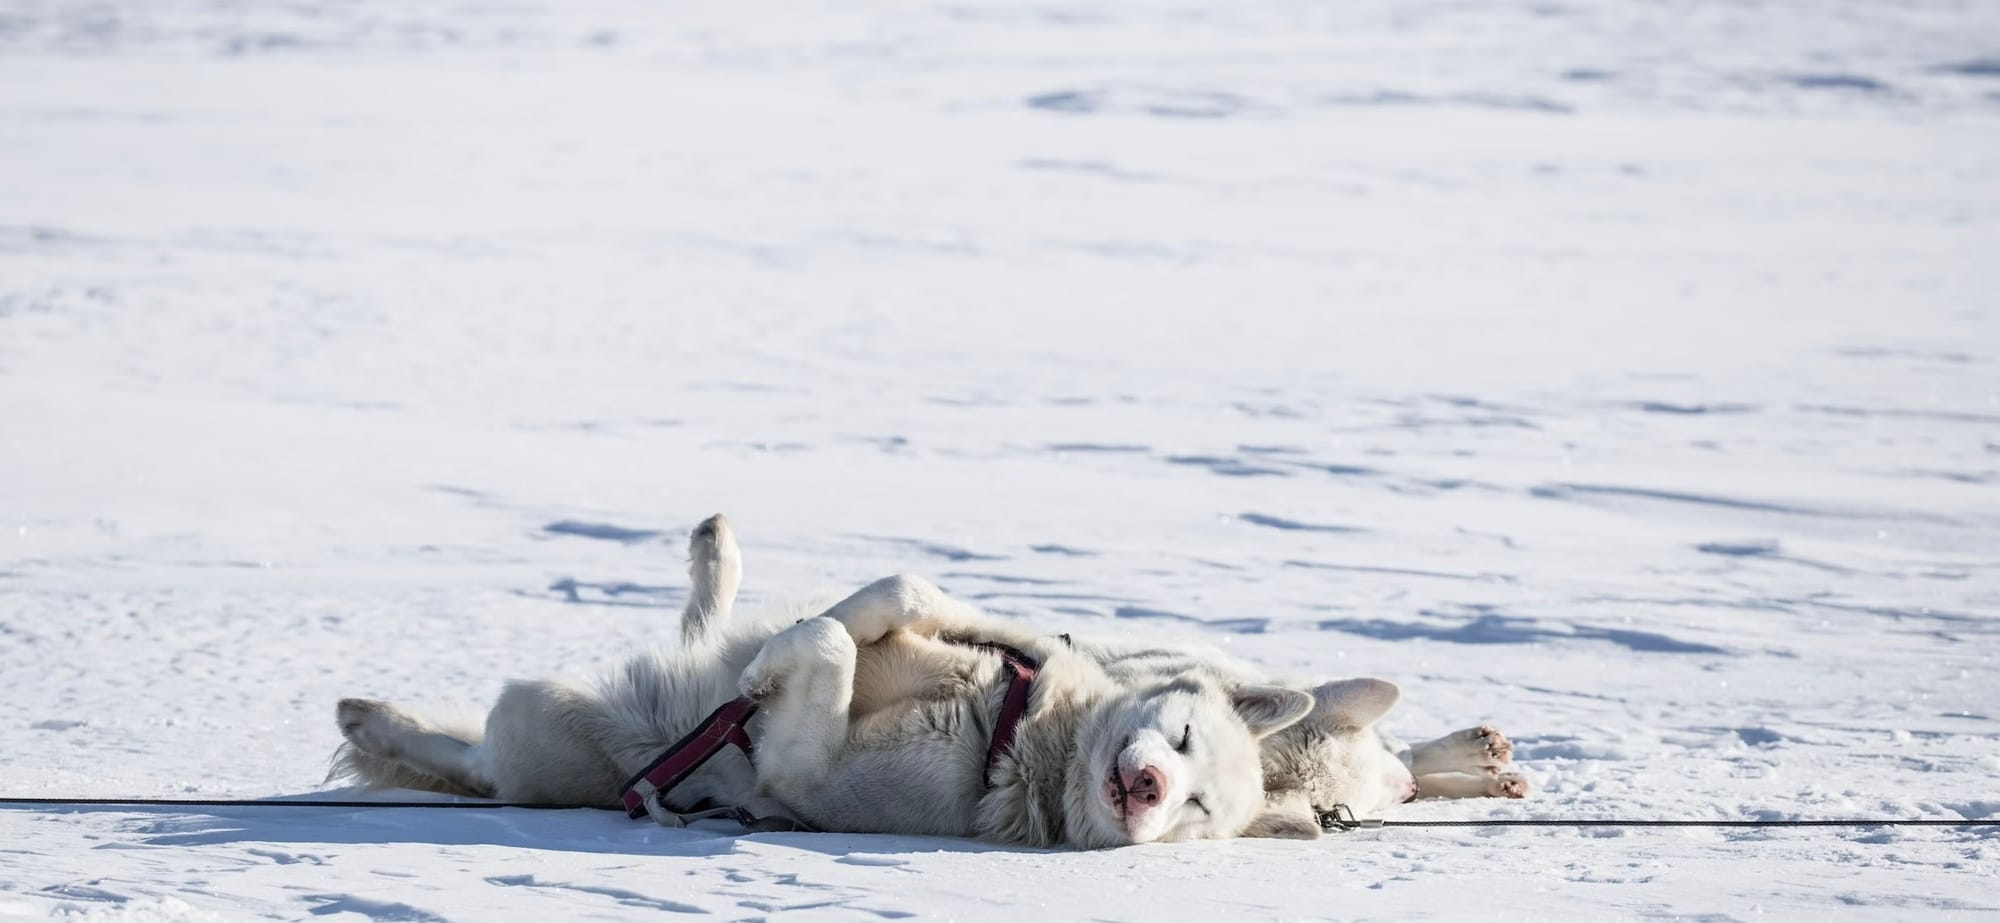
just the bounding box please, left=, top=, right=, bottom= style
left=3, top=0, right=1998, bottom=918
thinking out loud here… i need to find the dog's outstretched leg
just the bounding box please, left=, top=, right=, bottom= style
left=817, top=573, right=1033, bottom=648
left=681, top=514, right=742, bottom=648
left=1415, top=771, right=1529, bottom=799
left=335, top=698, right=495, bottom=797
left=1405, top=726, right=1526, bottom=800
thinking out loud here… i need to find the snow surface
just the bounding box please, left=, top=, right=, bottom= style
left=3, top=0, right=1998, bottom=918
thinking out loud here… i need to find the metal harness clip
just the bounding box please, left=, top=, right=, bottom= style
left=1317, top=804, right=1385, bottom=832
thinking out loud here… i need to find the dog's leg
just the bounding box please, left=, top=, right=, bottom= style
left=1415, top=771, right=1529, bottom=800
left=336, top=698, right=495, bottom=797
left=739, top=617, right=858, bottom=805
left=1405, top=725, right=1512, bottom=777
left=817, top=573, right=1035, bottom=648
left=681, top=514, right=742, bottom=648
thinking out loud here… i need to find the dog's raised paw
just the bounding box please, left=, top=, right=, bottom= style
left=739, top=655, right=782, bottom=701
left=688, top=514, right=737, bottom=569
left=741, top=618, right=854, bottom=700
left=1490, top=772, right=1529, bottom=799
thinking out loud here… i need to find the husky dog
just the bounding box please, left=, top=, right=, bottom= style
left=333, top=516, right=1313, bottom=848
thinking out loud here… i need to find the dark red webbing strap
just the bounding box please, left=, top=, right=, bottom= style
left=622, top=643, right=1041, bottom=817
left=981, top=644, right=1039, bottom=785
left=618, top=697, right=759, bottom=819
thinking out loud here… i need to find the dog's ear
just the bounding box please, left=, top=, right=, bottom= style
left=1231, top=685, right=1315, bottom=738
left=1310, top=678, right=1401, bottom=729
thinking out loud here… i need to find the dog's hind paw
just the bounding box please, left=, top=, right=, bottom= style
left=1476, top=725, right=1513, bottom=769
left=1489, top=772, right=1529, bottom=799
left=337, top=698, right=384, bottom=733
left=336, top=698, right=407, bottom=756
left=689, top=514, right=737, bottom=569
left=1427, top=725, right=1513, bottom=776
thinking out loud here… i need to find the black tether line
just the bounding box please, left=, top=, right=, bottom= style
left=0, top=797, right=1993, bottom=829
left=0, top=797, right=612, bottom=811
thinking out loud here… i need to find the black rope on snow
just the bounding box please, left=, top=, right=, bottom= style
left=0, top=796, right=615, bottom=811
left=0, top=797, right=1994, bottom=830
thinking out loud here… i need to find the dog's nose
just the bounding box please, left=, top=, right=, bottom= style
left=1121, top=766, right=1164, bottom=807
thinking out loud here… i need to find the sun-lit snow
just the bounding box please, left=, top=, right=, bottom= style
left=2, top=1, right=1997, bottom=918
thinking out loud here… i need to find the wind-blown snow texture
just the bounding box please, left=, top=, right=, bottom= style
left=3, top=0, right=1998, bottom=919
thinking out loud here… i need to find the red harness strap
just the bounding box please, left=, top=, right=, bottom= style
left=618, top=696, right=759, bottom=820
left=980, top=643, right=1040, bottom=786
left=619, top=642, right=1042, bottom=822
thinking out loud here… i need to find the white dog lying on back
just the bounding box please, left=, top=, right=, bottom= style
left=333, top=515, right=1525, bottom=845
left=335, top=517, right=1313, bottom=847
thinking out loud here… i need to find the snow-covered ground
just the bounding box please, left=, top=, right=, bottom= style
left=3, top=0, right=1998, bottom=918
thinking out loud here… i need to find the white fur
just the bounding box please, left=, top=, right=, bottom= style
left=330, top=515, right=1523, bottom=845
left=330, top=516, right=1310, bottom=848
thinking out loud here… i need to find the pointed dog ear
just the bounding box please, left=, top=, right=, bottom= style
left=1230, top=685, right=1315, bottom=739
left=1310, top=678, right=1401, bottom=729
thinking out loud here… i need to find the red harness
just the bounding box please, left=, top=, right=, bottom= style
left=980, top=643, right=1040, bottom=783
left=618, top=642, right=1040, bottom=826
left=618, top=696, right=759, bottom=821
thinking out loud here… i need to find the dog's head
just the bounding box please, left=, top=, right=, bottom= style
left=1249, top=678, right=1414, bottom=838
left=1069, top=674, right=1313, bottom=847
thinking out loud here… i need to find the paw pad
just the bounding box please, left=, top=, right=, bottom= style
left=1478, top=726, right=1513, bottom=764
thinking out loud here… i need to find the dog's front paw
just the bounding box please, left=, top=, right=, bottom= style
left=740, top=648, right=783, bottom=701
left=741, top=617, right=852, bottom=701
left=826, top=574, right=938, bottom=645
left=1489, top=772, right=1529, bottom=799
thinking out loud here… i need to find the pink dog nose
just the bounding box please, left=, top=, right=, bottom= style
left=1122, top=766, right=1164, bottom=807
left=1103, top=764, right=1170, bottom=823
